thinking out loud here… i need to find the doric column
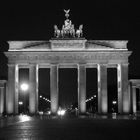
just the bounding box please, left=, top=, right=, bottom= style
left=78, top=64, right=86, bottom=114
left=117, top=64, right=130, bottom=114
left=6, top=64, right=18, bottom=114
left=15, top=65, right=19, bottom=114
left=0, top=87, right=4, bottom=115
left=132, top=86, right=137, bottom=114
left=97, top=64, right=108, bottom=114
left=50, top=64, right=58, bottom=115
left=36, top=64, right=39, bottom=113
left=138, top=88, right=140, bottom=111
left=29, top=64, right=38, bottom=114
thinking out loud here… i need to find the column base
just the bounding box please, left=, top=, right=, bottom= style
left=6, top=113, right=15, bottom=117
left=78, top=112, right=89, bottom=118
left=117, top=112, right=131, bottom=115
left=28, top=113, right=38, bottom=116
left=50, top=112, right=58, bottom=118
left=96, top=112, right=108, bottom=115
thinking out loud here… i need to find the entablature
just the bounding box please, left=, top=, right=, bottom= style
left=7, top=40, right=128, bottom=51
left=5, top=51, right=132, bottom=64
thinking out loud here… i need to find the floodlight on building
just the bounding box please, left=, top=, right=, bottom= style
left=57, top=109, right=66, bottom=116
left=20, top=83, right=29, bottom=92
left=48, top=111, right=51, bottom=115
left=112, top=101, right=117, bottom=105
left=19, top=115, right=31, bottom=122
left=19, top=101, right=23, bottom=105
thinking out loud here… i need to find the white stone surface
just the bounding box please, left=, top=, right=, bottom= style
left=8, top=40, right=128, bottom=51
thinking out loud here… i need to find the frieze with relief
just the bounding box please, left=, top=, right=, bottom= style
left=6, top=51, right=131, bottom=64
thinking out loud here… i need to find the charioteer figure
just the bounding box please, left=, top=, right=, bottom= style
left=54, top=9, right=83, bottom=38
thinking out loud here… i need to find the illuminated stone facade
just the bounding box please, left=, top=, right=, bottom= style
left=4, top=10, right=132, bottom=115
left=5, top=39, right=132, bottom=115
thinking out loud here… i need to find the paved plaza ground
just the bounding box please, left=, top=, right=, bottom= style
left=0, top=114, right=139, bottom=140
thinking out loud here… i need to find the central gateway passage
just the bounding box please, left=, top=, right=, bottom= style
left=86, top=68, right=98, bottom=113
left=39, top=68, right=50, bottom=112
left=59, top=68, right=78, bottom=110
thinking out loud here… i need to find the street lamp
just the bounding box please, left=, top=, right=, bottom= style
left=19, top=101, right=23, bottom=105
left=112, top=101, right=117, bottom=105
left=20, top=83, right=29, bottom=91
left=20, top=83, right=29, bottom=114
left=112, top=100, right=117, bottom=113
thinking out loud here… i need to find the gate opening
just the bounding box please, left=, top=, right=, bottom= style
left=59, top=68, right=78, bottom=113
left=86, top=68, right=98, bottom=113
left=38, top=68, right=50, bottom=113
left=107, top=68, right=118, bottom=113
left=18, top=68, right=29, bottom=114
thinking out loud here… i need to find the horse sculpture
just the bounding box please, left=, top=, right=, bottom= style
left=54, top=25, right=61, bottom=38
left=70, top=24, right=75, bottom=37
left=76, top=25, right=83, bottom=38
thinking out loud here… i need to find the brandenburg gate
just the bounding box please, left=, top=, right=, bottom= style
left=4, top=10, right=132, bottom=115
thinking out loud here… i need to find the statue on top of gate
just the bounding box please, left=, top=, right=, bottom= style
left=54, top=9, right=83, bottom=38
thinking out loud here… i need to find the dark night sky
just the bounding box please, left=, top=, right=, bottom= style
left=0, top=1, right=139, bottom=107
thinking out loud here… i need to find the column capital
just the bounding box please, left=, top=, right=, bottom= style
left=132, top=85, right=137, bottom=88
left=29, top=63, right=37, bottom=66
left=98, top=63, right=108, bottom=67
left=7, top=64, right=16, bottom=67
left=77, top=62, right=86, bottom=68
left=50, top=64, right=59, bottom=69
left=78, top=63, right=86, bottom=65
left=50, top=63, right=58, bottom=65
left=118, top=63, right=129, bottom=66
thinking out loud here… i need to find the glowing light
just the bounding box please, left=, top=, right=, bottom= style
left=38, top=111, right=43, bottom=115
left=40, top=95, right=42, bottom=98
left=91, top=97, right=93, bottom=99
left=48, top=111, right=51, bottom=115
left=57, top=109, right=66, bottom=116
left=19, top=101, right=23, bottom=105
left=112, top=101, right=117, bottom=105
left=20, top=83, right=29, bottom=91
left=19, top=115, right=31, bottom=122
left=94, top=95, right=96, bottom=98
left=43, top=97, right=45, bottom=100
left=86, top=99, right=89, bottom=102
